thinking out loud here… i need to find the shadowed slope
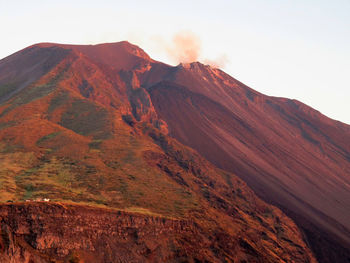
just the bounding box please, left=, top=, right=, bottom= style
left=0, top=45, right=71, bottom=103
left=147, top=65, right=350, bottom=263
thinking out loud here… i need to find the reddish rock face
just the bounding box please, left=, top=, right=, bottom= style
left=0, top=203, right=315, bottom=263
left=0, top=41, right=347, bottom=262
left=0, top=203, right=197, bottom=263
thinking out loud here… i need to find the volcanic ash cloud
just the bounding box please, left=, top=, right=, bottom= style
left=154, top=31, right=229, bottom=69
left=166, top=31, right=201, bottom=64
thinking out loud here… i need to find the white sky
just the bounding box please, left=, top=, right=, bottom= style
left=1, top=0, right=349, bottom=124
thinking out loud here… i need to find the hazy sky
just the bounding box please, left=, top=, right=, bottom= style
left=1, top=0, right=349, bottom=124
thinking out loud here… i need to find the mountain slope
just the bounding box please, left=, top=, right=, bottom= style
left=0, top=43, right=317, bottom=262
left=146, top=63, right=350, bottom=263
left=0, top=45, right=71, bottom=104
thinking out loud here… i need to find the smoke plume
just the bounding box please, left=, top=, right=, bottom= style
left=203, top=54, right=230, bottom=69
left=166, top=31, right=201, bottom=64
left=151, top=31, right=229, bottom=69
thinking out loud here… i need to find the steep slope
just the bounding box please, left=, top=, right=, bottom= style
left=147, top=63, right=350, bottom=263
left=0, top=43, right=316, bottom=262
left=0, top=45, right=71, bottom=103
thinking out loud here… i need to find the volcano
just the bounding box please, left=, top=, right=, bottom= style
left=0, top=41, right=348, bottom=262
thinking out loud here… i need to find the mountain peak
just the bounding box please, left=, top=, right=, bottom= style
left=29, top=41, right=153, bottom=71
left=175, top=61, right=225, bottom=84
left=177, top=61, right=224, bottom=76
left=178, top=61, right=212, bottom=69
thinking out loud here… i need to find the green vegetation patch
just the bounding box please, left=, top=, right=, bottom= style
left=36, top=131, right=62, bottom=145
left=23, top=184, right=35, bottom=199
left=0, top=82, right=19, bottom=100
left=0, top=83, right=57, bottom=118
left=0, top=142, right=24, bottom=154
left=16, top=84, right=56, bottom=105
left=60, top=99, right=111, bottom=139
left=48, top=91, right=70, bottom=113
left=0, top=63, right=70, bottom=117
left=13, top=157, right=83, bottom=201
left=0, top=120, right=16, bottom=130
left=88, top=139, right=103, bottom=149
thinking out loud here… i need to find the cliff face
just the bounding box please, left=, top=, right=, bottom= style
left=0, top=203, right=315, bottom=263
left=0, top=203, right=196, bottom=263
